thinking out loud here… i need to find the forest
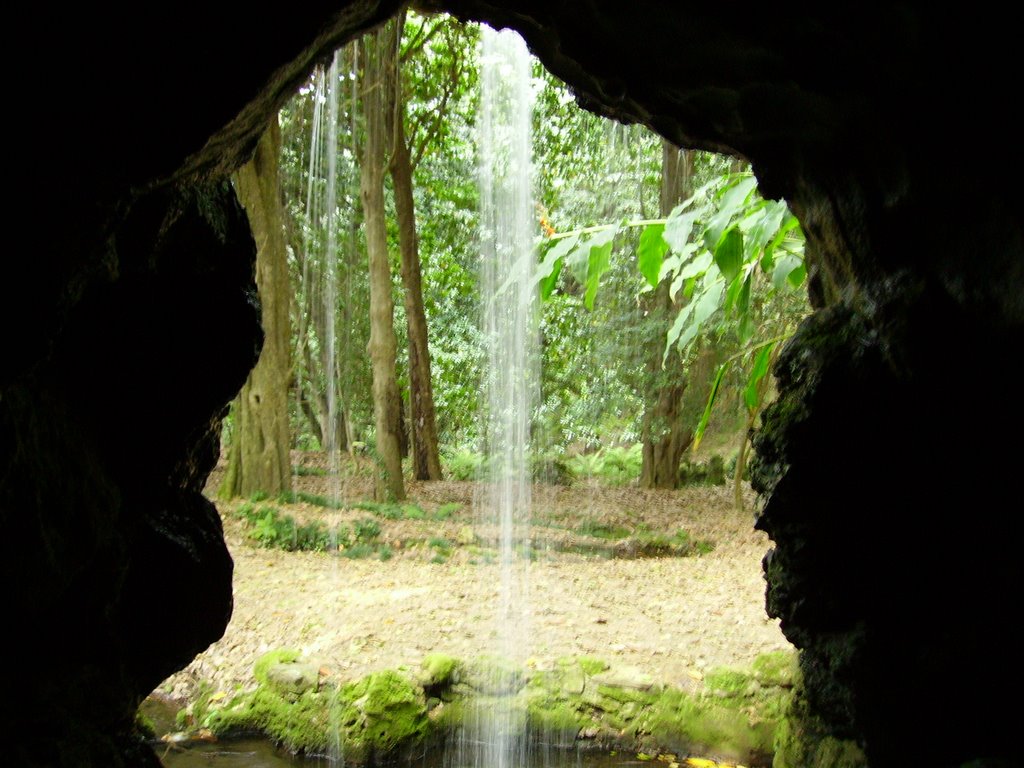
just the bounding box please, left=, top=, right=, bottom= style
left=218, top=11, right=808, bottom=505
left=150, top=11, right=821, bottom=768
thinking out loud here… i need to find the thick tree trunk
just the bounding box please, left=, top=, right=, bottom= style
left=220, top=122, right=292, bottom=498
left=388, top=62, right=443, bottom=481
left=640, top=141, right=693, bottom=489
left=361, top=26, right=406, bottom=500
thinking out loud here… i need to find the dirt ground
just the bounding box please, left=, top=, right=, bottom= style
left=159, top=457, right=792, bottom=702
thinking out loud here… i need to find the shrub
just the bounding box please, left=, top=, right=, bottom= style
left=444, top=448, right=484, bottom=481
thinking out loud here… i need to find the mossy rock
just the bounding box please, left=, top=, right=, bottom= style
left=526, top=699, right=593, bottom=748
left=207, top=686, right=333, bottom=755
left=253, top=649, right=301, bottom=685
left=772, top=682, right=866, bottom=768
left=576, top=656, right=610, bottom=676
left=266, top=662, right=319, bottom=697
left=460, top=655, right=527, bottom=695
left=751, top=650, right=798, bottom=688
left=643, top=687, right=774, bottom=762
left=208, top=663, right=429, bottom=762
left=335, top=669, right=429, bottom=762
left=704, top=667, right=759, bottom=704
left=419, top=653, right=459, bottom=689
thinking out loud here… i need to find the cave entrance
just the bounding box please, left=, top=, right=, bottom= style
left=156, top=9, right=803, bottom=766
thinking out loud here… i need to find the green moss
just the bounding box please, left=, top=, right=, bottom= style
left=704, top=668, right=753, bottom=698
left=527, top=698, right=593, bottom=747
left=134, top=709, right=156, bottom=739
left=334, top=669, right=429, bottom=761
left=420, top=654, right=459, bottom=688
left=207, top=687, right=333, bottom=755
left=644, top=688, right=773, bottom=758
left=576, top=520, right=631, bottom=540
left=751, top=650, right=798, bottom=687
left=191, top=653, right=802, bottom=765
left=430, top=697, right=469, bottom=731
left=434, top=503, right=461, bottom=520
left=254, top=649, right=301, bottom=686
left=578, top=656, right=610, bottom=676
left=596, top=684, right=656, bottom=705
left=460, top=656, right=526, bottom=695
left=772, top=682, right=866, bottom=768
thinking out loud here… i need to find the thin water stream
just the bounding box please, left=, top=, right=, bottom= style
left=445, top=25, right=538, bottom=768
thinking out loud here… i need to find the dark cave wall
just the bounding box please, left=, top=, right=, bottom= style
left=2, top=4, right=403, bottom=765
left=1, top=3, right=1021, bottom=767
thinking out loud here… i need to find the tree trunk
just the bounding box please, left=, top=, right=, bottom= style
left=388, top=45, right=443, bottom=482
left=640, top=141, right=694, bottom=489
left=361, top=26, right=406, bottom=501
left=220, top=121, right=292, bottom=498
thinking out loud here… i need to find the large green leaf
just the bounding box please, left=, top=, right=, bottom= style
left=637, top=223, right=669, bottom=288
left=693, top=362, right=729, bottom=452
left=540, top=258, right=563, bottom=299
left=703, top=175, right=757, bottom=249
left=670, top=250, right=710, bottom=301
left=763, top=214, right=802, bottom=270
left=743, top=342, right=776, bottom=410
left=772, top=252, right=804, bottom=290
left=663, top=208, right=698, bottom=253
left=664, top=300, right=697, bottom=359
left=584, top=228, right=616, bottom=310
left=718, top=174, right=758, bottom=214
left=746, top=200, right=789, bottom=259
left=786, top=260, right=807, bottom=288
left=714, top=225, right=744, bottom=282
left=534, top=233, right=579, bottom=288
left=669, top=276, right=725, bottom=358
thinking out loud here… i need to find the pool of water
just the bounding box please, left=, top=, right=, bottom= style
left=157, top=737, right=650, bottom=768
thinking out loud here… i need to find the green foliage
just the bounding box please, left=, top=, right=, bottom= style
left=253, top=649, right=302, bottom=686
left=291, top=465, right=330, bottom=477
left=342, top=543, right=378, bottom=560
left=575, top=520, right=631, bottom=540
left=565, top=444, right=643, bottom=485
left=350, top=499, right=442, bottom=521
left=536, top=168, right=808, bottom=461
left=428, top=536, right=453, bottom=553
left=434, top=502, right=461, bottom=520
left=443, top=447, right=485, bottom=480
left=234, top=502, right=395, bottom=558
left=276, top=489, right=345, bottom=509
left=236, top=504, right=332, bottom=552
left=354, top=517, right=382, bottom=542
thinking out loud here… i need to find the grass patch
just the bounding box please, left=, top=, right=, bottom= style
left=291, top=465, right=330, bottom=477
left=434, top=502, right=461, bottom=520
left=566, top=444, right=642, bottom=485
left=236, top=504, right=332, bottom=552
left=351, top=500, right=439, bottom=521
left=235, top=504, right=392, bottom=559
left=576, top=520, right=632, bottom=540
left=443, top=448, right=485, bottom=481
left=276, top=490, right=346, bottom=509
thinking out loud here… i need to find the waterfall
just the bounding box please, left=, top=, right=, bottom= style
left=446, top=25, right=538, bottom=768
left=323, top=50, right=341, bottom=468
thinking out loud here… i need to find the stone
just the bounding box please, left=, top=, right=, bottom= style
left=265, top=662, right=319, bottom=696
left=592, top=665, right=656, bottom=691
